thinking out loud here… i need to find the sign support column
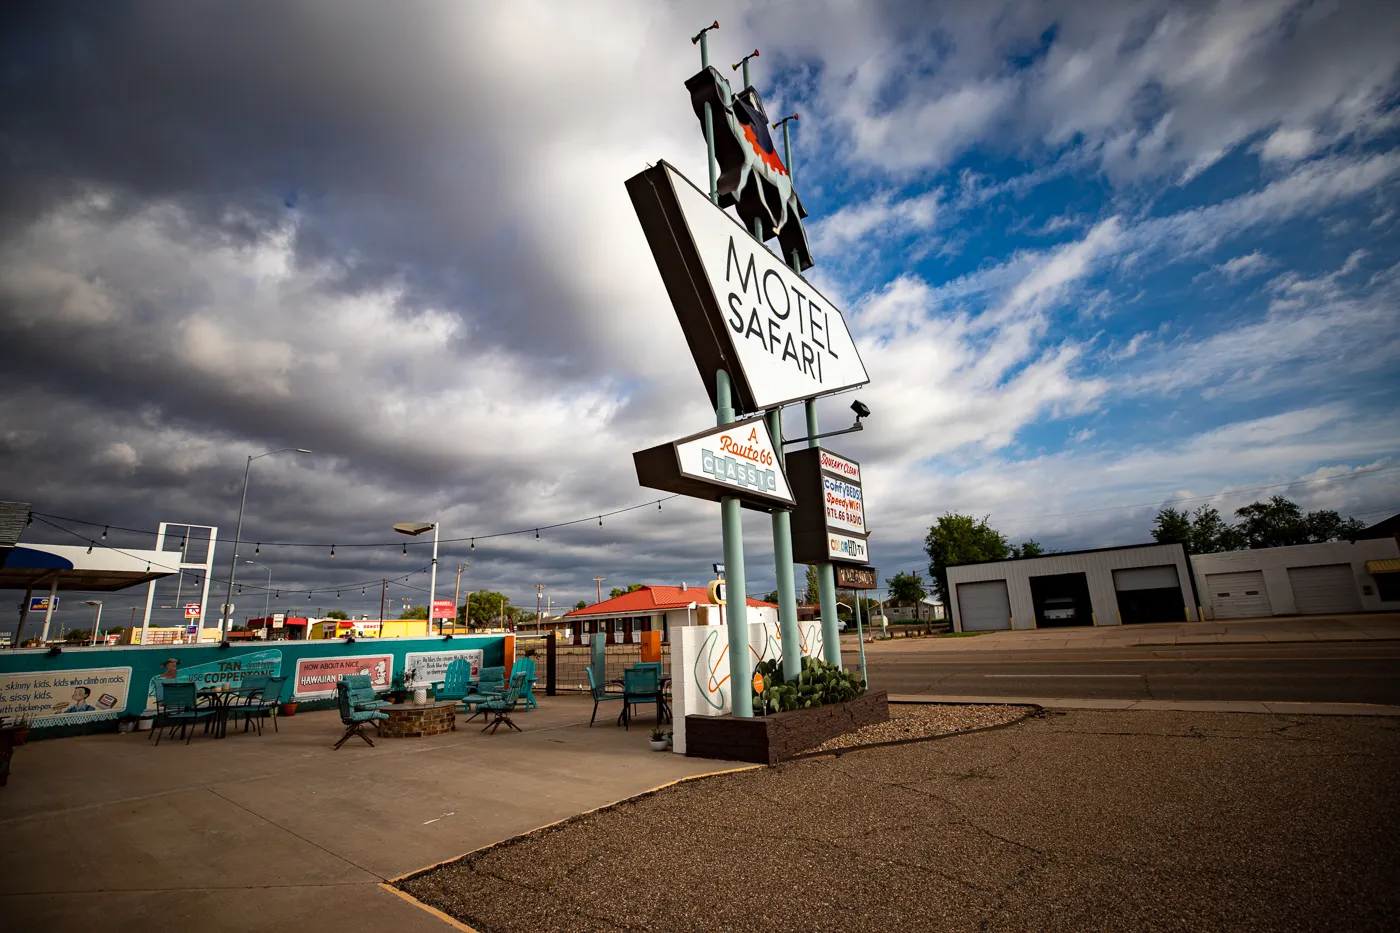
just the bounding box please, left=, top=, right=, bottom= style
left=807, top=400, right=842, bottom=667
left=717, top=369, right=752, bottom=718
left=767, top=408, right=801, bottom=681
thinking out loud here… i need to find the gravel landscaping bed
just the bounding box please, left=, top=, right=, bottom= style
left=397, top=709, right=1400, bottom=933
left=799, top=702, right=1029, bottom=755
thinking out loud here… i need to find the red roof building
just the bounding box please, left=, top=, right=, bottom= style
left=563, top=585, right=777, bottom=645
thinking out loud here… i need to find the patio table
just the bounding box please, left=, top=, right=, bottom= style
left=197, top=686, right=257, bottom=739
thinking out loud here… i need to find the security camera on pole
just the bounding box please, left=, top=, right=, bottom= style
left=627, top=22, right=872, bottom=715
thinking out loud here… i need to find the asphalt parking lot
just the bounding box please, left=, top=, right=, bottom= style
left=402, top=708, right=1400, bottom=933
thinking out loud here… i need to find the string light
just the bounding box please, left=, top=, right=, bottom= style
left=598, top=516, right=603, bottom=527
left=535, top=528, right=539, bottom=539
left=402, top=543, right=407, bottom=557
left=470, top=538, right=475, bottom=551
left=87, top=542, right=94, bottom=554
left=275, top=590, right=280, bottom=598
left=330, top=544, right=336, bottom=559
left=26, top=513, right=32, bottom=527
left=255, top=543, right=260, bottom=556
left=101, top=524, right=108, bottom=539
left=658, top=500, right=662, bottom=510
left=179, top=535, right=186, bottom=550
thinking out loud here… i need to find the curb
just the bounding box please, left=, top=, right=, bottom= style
left=887, top=695, right=1400, bottom=716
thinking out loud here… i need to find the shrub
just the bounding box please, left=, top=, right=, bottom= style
left=752, top=655, right=865, bottom=713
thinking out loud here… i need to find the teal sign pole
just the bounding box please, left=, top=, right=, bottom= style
left=768, top=408, right=801, bottom=681
left=696, top=22, right=751, bottom=717
left=717, top=369, right=752, bottom=718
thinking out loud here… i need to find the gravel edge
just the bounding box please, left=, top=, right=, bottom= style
left=786, top=702, right=1040, bottom=760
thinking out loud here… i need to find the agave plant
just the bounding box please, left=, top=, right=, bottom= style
left=753, top=655, right=865, bottom=713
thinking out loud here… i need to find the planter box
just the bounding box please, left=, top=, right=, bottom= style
left=685, top=690, right=888, bottom=765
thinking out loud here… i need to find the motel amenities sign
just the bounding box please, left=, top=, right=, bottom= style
left=626, top=161, right=868, bottom=415
left=788, top=447, right=870, bottom=565
left=634, top=414, right=794, bottom=509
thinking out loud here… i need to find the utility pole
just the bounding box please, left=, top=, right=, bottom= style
left=536, top=583, right=545, bottom=634
left=379, top=579, right=387, bottom=623
left=593, top=577, right=606, bottom=604
left=454, top=563, right=468, bottom=634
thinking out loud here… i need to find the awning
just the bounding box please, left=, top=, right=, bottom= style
left=0, top=543, right=176, bottom=591
left=1365, top=558, right=1400, bottom=575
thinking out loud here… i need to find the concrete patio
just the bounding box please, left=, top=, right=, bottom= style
left=0, top=695, right=737, bottom=932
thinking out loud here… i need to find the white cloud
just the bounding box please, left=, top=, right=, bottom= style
left=810, top=189, right=941, bottom=254
left=1215, top=251, right=1273, bottom=281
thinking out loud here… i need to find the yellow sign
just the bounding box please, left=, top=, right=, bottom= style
left=706, top=579, right=726, bottom=605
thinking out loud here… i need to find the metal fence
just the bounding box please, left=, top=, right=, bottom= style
left=510, top=633, right=671, bottom=694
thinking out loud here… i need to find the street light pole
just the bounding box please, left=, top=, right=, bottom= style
left=393, top=521, right=439, bottom=636
left=85, top=600, right=103, bottom=646
left=453, top=562, right=468, bottom=634
left=245, top=560, right=272, bottom=624
left=221, top=447, right=310, bottom=636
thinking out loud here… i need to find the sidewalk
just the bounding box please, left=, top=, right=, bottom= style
left=0, top=696, right=736, bottom=933
left=863, top=612, right=1400, bottom=653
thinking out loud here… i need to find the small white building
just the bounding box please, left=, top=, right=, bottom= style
left=1190, top=538, right=1400, bottom=618
left=948, top=542, right=1197, bottom=632
left=563, top=584, right=778, bottom=645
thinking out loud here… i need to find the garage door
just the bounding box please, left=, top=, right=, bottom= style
left=957, top=580, right=1012, bottom=631
left=1113, top=565, right=1186, bottom=624
left=1205, top=571, right=1270, bottom=619
left=1287, top=564, right=1362, bottom=615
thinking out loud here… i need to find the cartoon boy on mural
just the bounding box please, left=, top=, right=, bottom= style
left=63, top=686, right=96, bottom=713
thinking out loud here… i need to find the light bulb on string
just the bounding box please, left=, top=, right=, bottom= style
left=179, top=535, right=186, bottom=551
left=361, top=587, right=365, bottom=596
left=87, top=541, right=94, bottom=554
left=330, top=544, right=335, bottom=559
left=658, top=500, right=662, bottom=510
left=254, top=543, right=260, bottom=556
left=275, top=590, right=279, bottom=599
left=402, top=543, right=407, bottom=557
left=470, top=538, right=475, bottom=551
left=26, top=513, right=32, bottom=526
left=337, top=591, right=341, bottom=599
left=535, top=528, right=539, bottom=539
left=101, top=524, right=108, bottom=539
left=598, top=516, right=603, bottom=527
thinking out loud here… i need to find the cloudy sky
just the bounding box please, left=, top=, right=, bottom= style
left=3, top=0, right=1399, bottom=631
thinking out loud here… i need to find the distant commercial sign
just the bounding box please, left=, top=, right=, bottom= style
left=184, top=603, right=201, bottom=619
left=28, top=596, right=58, bottom=613
left=835, top=566, right=878, bottom=590
left=430, top=599, right=456, bottom=620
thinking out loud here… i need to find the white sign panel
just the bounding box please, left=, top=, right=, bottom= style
left=674, top=416, right=794, bottom=505
left=822, top=475, right=866, bottom=535
left=403, top=649, right=484, bottom=688
left=819, top=450, right=861, bottom=483
left=667, top=164, right=869, bottom=410
left=827, top=533, right=870, bottom=563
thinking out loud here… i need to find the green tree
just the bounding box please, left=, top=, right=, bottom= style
left=463, top=591, right=510, bottom=626
left=1188, top=506, right=1240, bottom=553
left=885, top=571, right=927, bottom=605
left=608, top=583, right=644, bottom=599
left=1151, top=507, right=1192, bottom=547
left=803, top=565, right=820, bottom=603
left=1302, top=509, right=1367, bottom=544
left=325, top=610, right=349, bottom=620
left=64, top=628, right=91, bottom=643
left=924, top=513, right=1009, bottom=602
left=762, top=590, right=780, bottom=604
left=398, top=605, right=428, bottom=620
left=574, top=599, right=587, bottom=610
left=1012, top=539, right=1044, bottom=558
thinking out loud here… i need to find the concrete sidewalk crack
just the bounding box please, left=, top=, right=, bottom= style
left=204, top=787, right=384, bottom=882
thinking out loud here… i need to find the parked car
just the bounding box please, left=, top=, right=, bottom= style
left=1042, top=597, right=1077, bottom=621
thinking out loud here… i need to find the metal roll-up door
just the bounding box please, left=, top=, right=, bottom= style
left=1113, top=565, right=1186, bottom=624
left=957, top=580, right=1012, bottom=631
left=1287, top=564, right=1362, bottom=615
left=1205, top=571, right=1270, bottom=619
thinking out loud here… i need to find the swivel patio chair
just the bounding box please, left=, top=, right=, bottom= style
left=586, top=666, right=625, bottom=727
left=460, top=665, right=506, bottom=720
left=477, top=671, right=528, bottom=735
left=153, top=681, right=215, bottom=746
left=334, top=681, right=388, bottom=750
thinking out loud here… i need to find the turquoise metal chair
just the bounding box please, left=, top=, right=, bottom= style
left=153, top=681, right=214, bottom=746
left=433, top=659, right=473, bottom=704
left=477, top=672, right=528, bottom=734
left=334, top=681, right=388, bottom=749
left=236, top=675, right=287, bottom=734
left=587, top=666, right=625, bottom=727
left=511, top=656, right=539, bottom=710
left=621, top=667, right=664, bottom=731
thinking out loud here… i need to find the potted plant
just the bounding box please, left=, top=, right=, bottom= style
left=7, top=715, right=31, bottom=746
left=648, top=727, right=668, bottom=752
left=280, top=700, right=299, bottom=717
left=117, top=715, right=139, bottom=734
left=665, top=730, right=673, bottom=749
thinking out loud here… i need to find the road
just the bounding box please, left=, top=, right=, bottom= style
left=863, top=640, right=1400, bottom=705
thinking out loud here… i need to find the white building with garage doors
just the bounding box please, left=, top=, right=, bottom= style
left=1190, top=538, right=1400, bottom=619
left=947, top=542, right=1198, bottom=632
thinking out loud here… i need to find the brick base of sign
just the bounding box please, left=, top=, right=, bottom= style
left=685, top=690, right=888, bottom=765
left=379, top=701, right=457, bottom=739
